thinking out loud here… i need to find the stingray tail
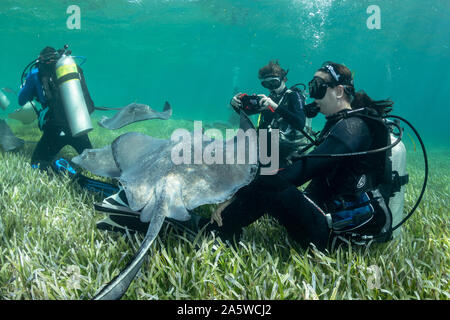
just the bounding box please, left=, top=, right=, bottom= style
left=93, top=214, right=165, bottom=300
left=94, top=106, right=124, bottom=111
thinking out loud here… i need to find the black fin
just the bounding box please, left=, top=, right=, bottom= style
left=76, top=174, right=119, bottom=197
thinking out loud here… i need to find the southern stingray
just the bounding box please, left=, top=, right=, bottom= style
left=98, top=102, right=172, bottom=130
left=0, top=119, right=24, bottom=152
left=0, top=89, right=10, bottom=110
left=8, top=102, right=38, bottom=125
left=72, top=110, right=258, bottom=299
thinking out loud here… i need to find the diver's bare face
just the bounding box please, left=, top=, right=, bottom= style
left=313, top=71, right=339, bottom=116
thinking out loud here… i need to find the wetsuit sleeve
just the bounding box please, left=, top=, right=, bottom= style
left=274, top=90, right=306, bottom=131
left=18, top=72, right=37, bottom=106
left=278, top=117, right=371, bottom=187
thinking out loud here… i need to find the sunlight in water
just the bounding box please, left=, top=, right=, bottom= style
left=291, top=0, right=336, bottom=48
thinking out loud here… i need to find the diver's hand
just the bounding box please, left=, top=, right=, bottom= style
left=258, top=94, right=278, bottom=111
left=211, top=196, right=235, bottom=227
left=230, top=93, right=243, bottom=109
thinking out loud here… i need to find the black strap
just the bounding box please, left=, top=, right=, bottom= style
left=391, top=171, right=409, bottom=193
left=40, top=75, right=53, bottom=104
left=56, top=72, right=80, bottom=85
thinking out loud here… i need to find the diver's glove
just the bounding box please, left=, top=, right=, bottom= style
left=230, top=93, right=243, bottom=109
left=37, top=107, right=49, bottom=131
left=258, top=94, right=278, bottom=111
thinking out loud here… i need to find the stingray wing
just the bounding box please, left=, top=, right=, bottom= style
left=0, top=119, right=24, bottom=152
left=72, top=145, right=121, bottom=178
left=98, top=102, right=172, bottom=130
left=8, top=102, right=37, bottom=125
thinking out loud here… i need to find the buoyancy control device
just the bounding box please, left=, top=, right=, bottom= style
left=296, top=108, right=427, bottom=242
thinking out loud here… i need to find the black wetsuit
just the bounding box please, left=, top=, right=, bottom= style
left=208, top=110, right=391, bottom=250
left=258, top=87, right=306, bottom=133
left=31, top=124, right=92, bottom=166
left=19, top=65, right=94, bottom=168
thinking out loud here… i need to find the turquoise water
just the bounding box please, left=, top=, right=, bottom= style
left=0, top=0, right=449, bottom=145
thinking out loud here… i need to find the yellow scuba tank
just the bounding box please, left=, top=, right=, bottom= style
left=55, top=54, right=93, bottom=137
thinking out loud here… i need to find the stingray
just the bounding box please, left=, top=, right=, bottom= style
left=0, top=90, right=10, bottom=110
left=8, top=102, right=38, bottom=125
left=72, top=110, right=258, bottom=299
left=98, top=102, right=172, bottom=130
left=72, top=144, right=121, bottom=178
left=0, top=119, right=24, bottom=152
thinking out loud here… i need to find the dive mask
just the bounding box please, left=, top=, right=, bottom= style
left=318, top=62, right=355, bottom=99
left=308, top=76, right=336, bottom=100
left=261, top=76, right=282, bottom=90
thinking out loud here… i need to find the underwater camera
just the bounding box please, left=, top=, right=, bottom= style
left=239, top=93, right=263, bottom=113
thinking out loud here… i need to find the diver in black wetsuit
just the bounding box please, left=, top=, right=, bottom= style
left=231, top=60, right=308, bottom=167
left=19, top=46, right=94, bottom=169
left=209, top=61, right=395, bottom=251
left=18, top=46, right=120, bottom=197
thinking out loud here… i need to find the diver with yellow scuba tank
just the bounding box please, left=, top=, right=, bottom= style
left=19, top=45, right=94, bottom=168
left=18, top=45, right=119, bottom=197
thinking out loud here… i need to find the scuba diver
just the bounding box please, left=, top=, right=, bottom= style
left=19, top=45, right=119, bottom=197
left=231, top=60, right=310, bottom=167
left=19, top=46, right=94, bottom=168
left=206, top=61, right=413, bottom=250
